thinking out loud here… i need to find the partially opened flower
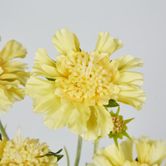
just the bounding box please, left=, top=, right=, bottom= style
left=26, top=28, right=145, bottom=140
left=88, top=137, right=166, bottom=166
left=135, top=137, right=166, bottom=165
left=88, top=139, right=133, bottom=166
left=0, top=40, right=29, bottom=112
left=0, top=134, right=62, bottom=166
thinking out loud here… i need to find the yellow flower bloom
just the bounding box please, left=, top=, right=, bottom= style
left=135, top=137, right=166, bottom=165
left=0, top=40, right=29, bottom=112
left=26, top=28, right=144, bottom=140
left=88, top=138, right=166, bottom=166
left=89, top=140, right=133, bottom=166
left=0, top=135, right=58, bottom=166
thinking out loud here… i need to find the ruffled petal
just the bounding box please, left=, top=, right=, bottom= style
left=115, top=55, right=143, bottom=71
left=0, top=40, right=27, bottom=60
left=111, top=55, right=145, bottom=110
left=0, top=81, right=24, bottom=112
left=135, top=137, right=166, bottom=165
left=0, top=88, right=12, bottom=112
left=89, top=140, right=133, bottom=166
left=95, top=32, right=122, bottom=56
left=52, top=28, right=80, bottom=55
left=118, top=71, right=143, bottom=87
left=118, top=85, right=145, bottom=110
left=32, top=49, right=58, bottom=79
left=88, top=155, right=112, bottom=166
left=84, top=106, right=113, bottom=140
left=104, top=140, right=133, bottom=166
left=26, top=76, right=58, bottom=113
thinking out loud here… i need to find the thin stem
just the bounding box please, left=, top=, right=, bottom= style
left=64, top=146, right=70, bottom=166
left=74, top=136, right=83, bottom=166
left=0, top=120, right=9, bottom=140
left=93, top=139, right=99, bottom=154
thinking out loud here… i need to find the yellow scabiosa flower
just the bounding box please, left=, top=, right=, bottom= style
left=135, top=137, right=166, bottom=166
left=88, top=138, right=166, bottom=166
left=88, top=140, right=133, bottom=166
left=26, top=28, right=145, bottom=140
left=0, top=40, right=29, bottom=112
left=0, top=135, right=59, bottom=166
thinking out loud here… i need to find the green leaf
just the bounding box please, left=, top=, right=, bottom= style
left=104, top=99, right=119, bottom=108
left=39, top=149, right=64, bottom=161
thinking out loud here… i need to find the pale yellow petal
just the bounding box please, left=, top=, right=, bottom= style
left=0, top=88, right=12, bottom=112
left=32, top=48, right=58, bottom=79
left=84, top=106, right=113, bottom=140
left=52, top=28, right=80, bottom=54
left=135, top=137, right=166, bottom=165
left=105, top=140, right=133, bottom=166
left=0, top=40, right=27, bottom=60
left=89, top=140, right=133, bottom=166
left=0, top=80, right=25, bottom=112
left=88, top=155, right=112, bottom=166
left=26, top=76, right=58, bottom=113
left=95, top=32, right=122, bottom=56
left=118, top=71, right=143, bottom=87
left=115, top=55, right=143, bottom=71
left=118, top=85, right=145, bottom=110
left=44, top=102, right=90, bottom=134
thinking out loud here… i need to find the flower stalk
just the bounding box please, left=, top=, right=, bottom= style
left=64, top=146, right=70, bottom=166
left=93, top=139, right=99, bottom=154
left=74, top=136, right=83, bottom=166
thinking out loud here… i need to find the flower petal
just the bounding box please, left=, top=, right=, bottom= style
left=95, top=32, right=122, bottom=56
left=52, top=28, right=80, bottom=55
left=135, top=137, right=166, bottom=165
left=118, top=85, right=145, bottom=110
left=115, top=55, right=143, bottom=71
left=32, top=48, right=58, bottom=79
left=0, top=40, right=27, bottom=60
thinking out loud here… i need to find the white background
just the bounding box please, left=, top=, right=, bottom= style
left=0, top=0, right=166, bottom=165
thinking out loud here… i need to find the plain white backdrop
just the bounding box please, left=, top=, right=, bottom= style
left=0, top=0, right=166, bottom=165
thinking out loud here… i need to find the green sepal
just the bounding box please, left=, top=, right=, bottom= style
left=39, top=149, right=64, bottom=161
left=104, top=99, right=119, bottom=108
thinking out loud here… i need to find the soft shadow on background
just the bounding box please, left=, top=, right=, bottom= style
left=0, top=0, right=166, bottom=165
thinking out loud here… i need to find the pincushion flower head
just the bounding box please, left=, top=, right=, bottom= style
left=26, top=28, right=145, bottom=140
left=0, top=40, right=29, bottom=112
left=88, top=137, right=166, bottom=166
left=0, top=133, right=62, bottom=166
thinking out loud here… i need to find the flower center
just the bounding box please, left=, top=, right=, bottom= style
left=56, top=51, right=118, bottom=105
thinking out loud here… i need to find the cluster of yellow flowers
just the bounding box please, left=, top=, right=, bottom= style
left=0, top=134, right=59, bottom=166
left=88, top=137, right=166, bottom=166
left=0, top=29, right=165, bottom=166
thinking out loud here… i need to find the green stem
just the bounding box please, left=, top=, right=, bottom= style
left=93, top=139, right=99, bottom=154
left=64, top=146, right=70, bottom=166
left=74, top=136, right=83, bottom=166
left=0, top=120, right=9, bottom=140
